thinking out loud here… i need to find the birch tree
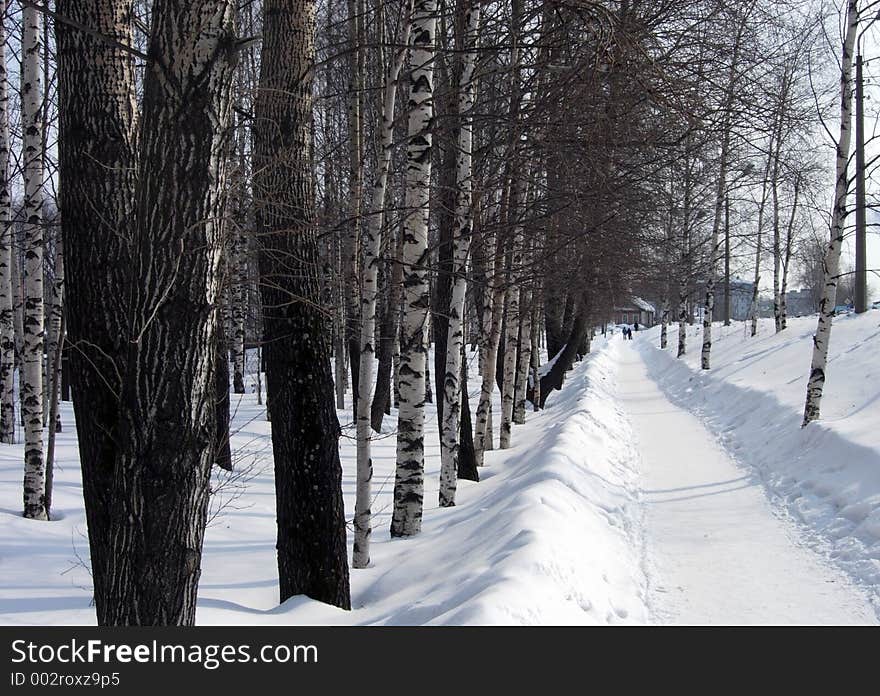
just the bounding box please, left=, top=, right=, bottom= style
left=803, top=0, right=857, bottom=426
left=354, top=0, right=412, bottom=566
left=344, top=0, right=364, bottom=412
left=0, top=0, right=14, bottom=445
left=254, top=0, right=351, bottom=607
left=390, top=0, right=439, bottom=538
left=439, top=0, right=479, bottom=508
left=500, top=181, right=525, bottom=448
left=701, top=5, right=747, bottom=371
left=21, top=0, right=46, bottom=520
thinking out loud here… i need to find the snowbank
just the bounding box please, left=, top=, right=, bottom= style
left=637, top=314, right=880, bottom=609
left=0, top=342, right=647, bottom=625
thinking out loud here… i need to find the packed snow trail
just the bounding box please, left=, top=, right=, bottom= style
left=616, top=339, right=876, bottom=625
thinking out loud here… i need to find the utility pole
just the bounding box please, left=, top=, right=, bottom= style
left=724, top=196, right=731, bottom=325
left=855, top=47, right=867, bottom=313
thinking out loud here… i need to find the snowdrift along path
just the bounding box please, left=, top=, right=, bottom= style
left=615, top=339, right=876, bottom=624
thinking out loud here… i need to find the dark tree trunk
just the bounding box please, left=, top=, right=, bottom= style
left=56, top=0, right=137, bottom=625
left=457, top=340, right=478, bottom=482
left=105, top=0, right=239, bottom=626
left=214, top=312, right=232, bottom=471
left=431, top=72, right=458, bottom=426
left=253, top=0, right=351, bottom=610
left=537, top=299, right=590, bottom=407
left=495, top=302, right=506, bottom=392
left=544, top=290, right=565, bottom=358
left=60, top=345, right=70, bottom=401
left=371, top=223, right=403, bottom=431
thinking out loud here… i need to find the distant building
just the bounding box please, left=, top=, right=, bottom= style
left=612, top=296, right=656, bottom=327
left=785, top=288, right=817, bottom=317
left=692, top=277, right=755, bottom=321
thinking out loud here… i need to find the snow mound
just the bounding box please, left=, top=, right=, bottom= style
left=0, top=342, right=647, bottom=626
left=638, top=315, right=880, bottom=612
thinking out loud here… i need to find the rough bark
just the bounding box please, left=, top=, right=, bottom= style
left=105, top=0, right=238, bottom=625
left=56, top=0, right=139, bottom=622
left=254, top=0, right=351, bottom=607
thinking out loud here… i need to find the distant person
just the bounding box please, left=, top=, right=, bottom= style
left=634, top=322, right=639, bottom=332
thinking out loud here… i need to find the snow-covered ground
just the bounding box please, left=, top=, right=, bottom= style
left=1, top=310, right=878, bottom=625
left=0, top=341, right=646, bottom=625
left=634, top=313, right=880, bottom=621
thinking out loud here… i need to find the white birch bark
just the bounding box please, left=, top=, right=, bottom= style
left=231, top=223, right=247, bottom=393
left=390, top=0, right=438, bottom=537
left=474, top=223, right=505, bottom=461
left=701, top=13, right=745, bottom=370
left=660, top=299, right=669, bottom=349
left=803, top=0, right=857, bottom=426
left=772, top=159, right=782, bottom=333
left=0, top=0, right=14, bottom=444
left=354, top=7, right=412, bottom=564
left=529, top=301, right=540, bottom=412
left=12, top=226, right=22, bottom=427
left=749, top=148, right=773, bottom=337
left=21, top=4, right=46, bottom=520
left=677, top=145, right=693, bottom=359
left=780, top=175, right=799, bottom=332
left=513, top=286, right=532, bottom=425
left=439, top=0, right=480, bottom=508
left=500, top=192, right=525, bottom=448
left=46, top=233, right=64, bottom=433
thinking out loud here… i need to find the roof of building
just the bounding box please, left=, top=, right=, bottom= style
left=632, top=296, right=655, bottom=313
left=613, top=296, right=655, bottom=312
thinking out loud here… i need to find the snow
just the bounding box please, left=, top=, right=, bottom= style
left=635, top=313, right=880, bottom=619
left=2, top=311, right=878, bottom=625
left=0, top=341, right=646, bottom=626
left=618, top=340, right=875, bottom=624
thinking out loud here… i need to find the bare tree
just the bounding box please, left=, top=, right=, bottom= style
left=254, top=0, right=352, bottom=607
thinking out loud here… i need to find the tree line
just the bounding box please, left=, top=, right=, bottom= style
left=0, top=0, right=864, bottom=624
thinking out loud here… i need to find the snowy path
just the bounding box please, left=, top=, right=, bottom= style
left=616, top=340, right=877, bottom=625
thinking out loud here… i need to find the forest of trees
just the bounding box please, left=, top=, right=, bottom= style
left=0, top=0, right=873, bottom=624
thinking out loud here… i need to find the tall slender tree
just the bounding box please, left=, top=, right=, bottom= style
left=390, top=0, right=439, bottom=537
left=21, top=0, right=47, bottom=520
left=354, top=1, right=412, bottom=567
left=0, top=0, right=14, bottom=445
left=439, top=0, right=480, bottom=507
left=803, top=0, right=857, bottom=426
